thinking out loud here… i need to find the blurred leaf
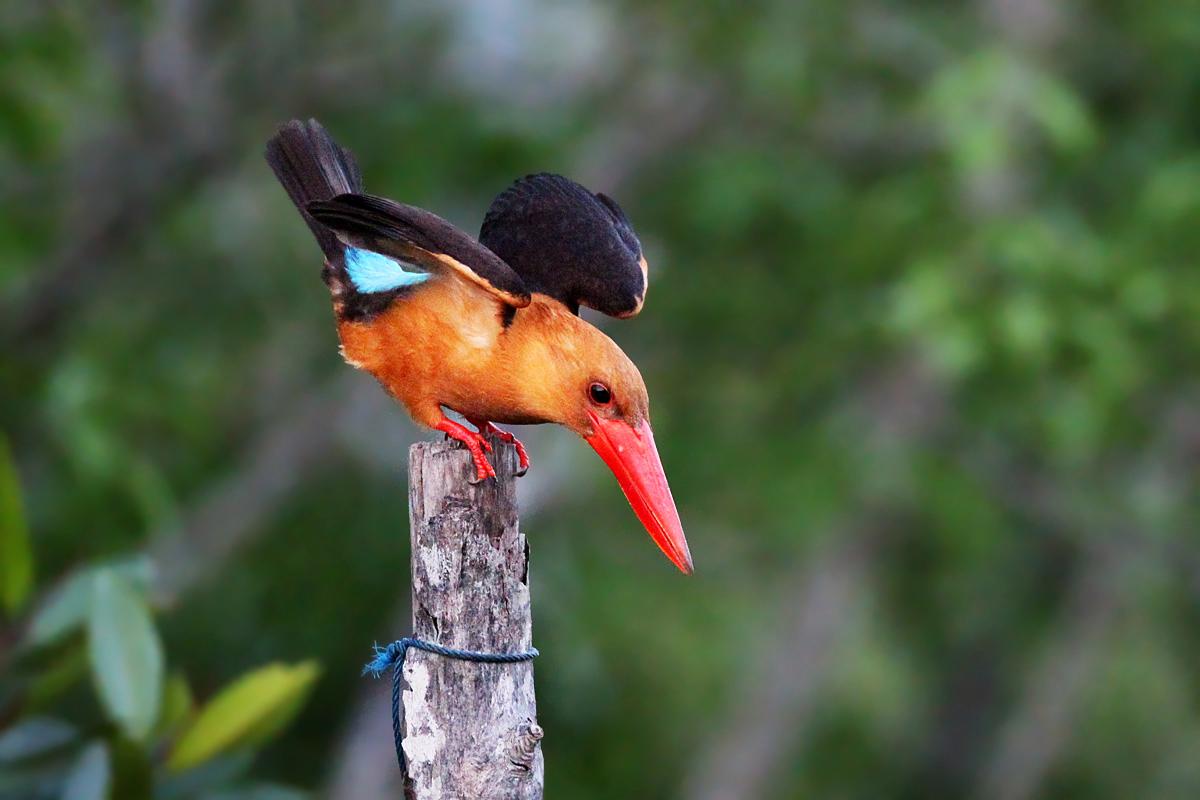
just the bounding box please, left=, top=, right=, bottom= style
left=87, top=571, right=164, bottom=742
left=1141, top=156, right=1200, bottom=224
left=999, top=292, right=1053, bottom=359
left=27, top=557, right=155, bottom=649
left=167, top=662, right=320, bottom=773
left=925, top=50, right=1013, bottom=174
left=156, top=752, right=255, bottom=800
left=157, top=672, right=195, bottom=736
left=925, top=48, right=1095, bottom=177
left=61, top=742, right=109, bottom=800
left=26, top=574, right=92, bottom=649
left=0, top=433, right=33, bottom=614
left=0, top=717, right=75, bottom=763
left=1029, top=69, right=1097, bottom=156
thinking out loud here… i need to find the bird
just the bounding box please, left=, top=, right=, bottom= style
left=264, top=118, right=692, bottom=574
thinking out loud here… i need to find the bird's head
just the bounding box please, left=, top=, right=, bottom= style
left=531, top=313, right=692, bottom=574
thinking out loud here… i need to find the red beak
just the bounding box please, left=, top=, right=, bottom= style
left=585, top=412, right=693, bottom=574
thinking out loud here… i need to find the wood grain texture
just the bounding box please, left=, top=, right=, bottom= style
left=403, top=436, right=543, bottom=800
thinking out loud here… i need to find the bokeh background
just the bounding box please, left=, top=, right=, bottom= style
left=3, top=1, right=1200, bottom=798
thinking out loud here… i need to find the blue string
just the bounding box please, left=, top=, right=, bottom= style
left=363, top=638, right=540, bottom=773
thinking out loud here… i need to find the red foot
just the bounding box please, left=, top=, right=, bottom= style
left=435, top=418, right=496, bottom=482
left=469, top=420, right=530, bottom=476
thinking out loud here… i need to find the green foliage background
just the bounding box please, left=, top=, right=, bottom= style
left=2, top=1, right=1198, bottom=798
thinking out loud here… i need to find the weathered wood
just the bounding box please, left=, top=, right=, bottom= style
left=403, top=436, right=543, bottom=800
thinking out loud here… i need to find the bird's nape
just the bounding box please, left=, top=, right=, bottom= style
left=584, top=412, right=693, bottom=574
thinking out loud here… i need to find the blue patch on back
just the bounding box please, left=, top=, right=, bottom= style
left=344, top=246, right=432, bottom=293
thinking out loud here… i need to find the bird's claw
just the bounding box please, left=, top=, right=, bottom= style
left=466, top=461, right=497, bottom=484
left=435, top=418, right=498, bottom=483
left=463, top=439, right=498, bottom=483
left=510, top=441, right=530, bottom=476
left=469, top=421, right=531, bottom=477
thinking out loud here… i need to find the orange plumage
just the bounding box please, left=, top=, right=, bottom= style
left=266, top=119, right=692, bottom=574
left=338, top=282, right=647, bottom=434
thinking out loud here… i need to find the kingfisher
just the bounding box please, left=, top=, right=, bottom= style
left=265, top=119, right=692, bottom=574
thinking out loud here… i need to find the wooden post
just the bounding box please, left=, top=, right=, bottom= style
left=402, top=437, right=543, bottom=800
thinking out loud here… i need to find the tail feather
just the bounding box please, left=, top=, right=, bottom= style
left=265, top=119, right=363, bottom=260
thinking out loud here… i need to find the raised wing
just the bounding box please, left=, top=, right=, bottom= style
left=479, top=174, right=647, bottom=318
left=308, top=193, right=532, bottom=309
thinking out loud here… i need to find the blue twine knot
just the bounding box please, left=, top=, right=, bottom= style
left=364, top=637, right=540, bottom=773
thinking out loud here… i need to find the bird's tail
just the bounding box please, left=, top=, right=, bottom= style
left=265, top=118, right=363, bottom=261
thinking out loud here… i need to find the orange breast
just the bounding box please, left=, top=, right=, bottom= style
left=336, top=279, right=518, bottom=426
left=336, top=283, right=597, bottom=431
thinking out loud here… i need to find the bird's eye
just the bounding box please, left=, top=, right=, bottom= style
left=589, top=382, right=612, bottom=405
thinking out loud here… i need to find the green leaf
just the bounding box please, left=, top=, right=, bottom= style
left=28, top=557, right=155, bottom=649
left=1030, top=70, right=1097, bottom=155
left=87, top=570, right=164, bottom=742
left=0, top=433, right=33, bottom=614
left=0, top=717, right=75, bottom=763
left=156, top=752, right=254, bottom=798
left=62, top=741, right=109, bottom=800
left=27, top=573, right=91, bottom=648
left=167, top=661, right=320, bottom=773
left=157, top=671, right=195, bottom=736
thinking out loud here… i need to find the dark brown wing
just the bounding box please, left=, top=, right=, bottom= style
left=479, top=174, right=647, bottom=318
left=308, top=193, right=532, bottom=308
